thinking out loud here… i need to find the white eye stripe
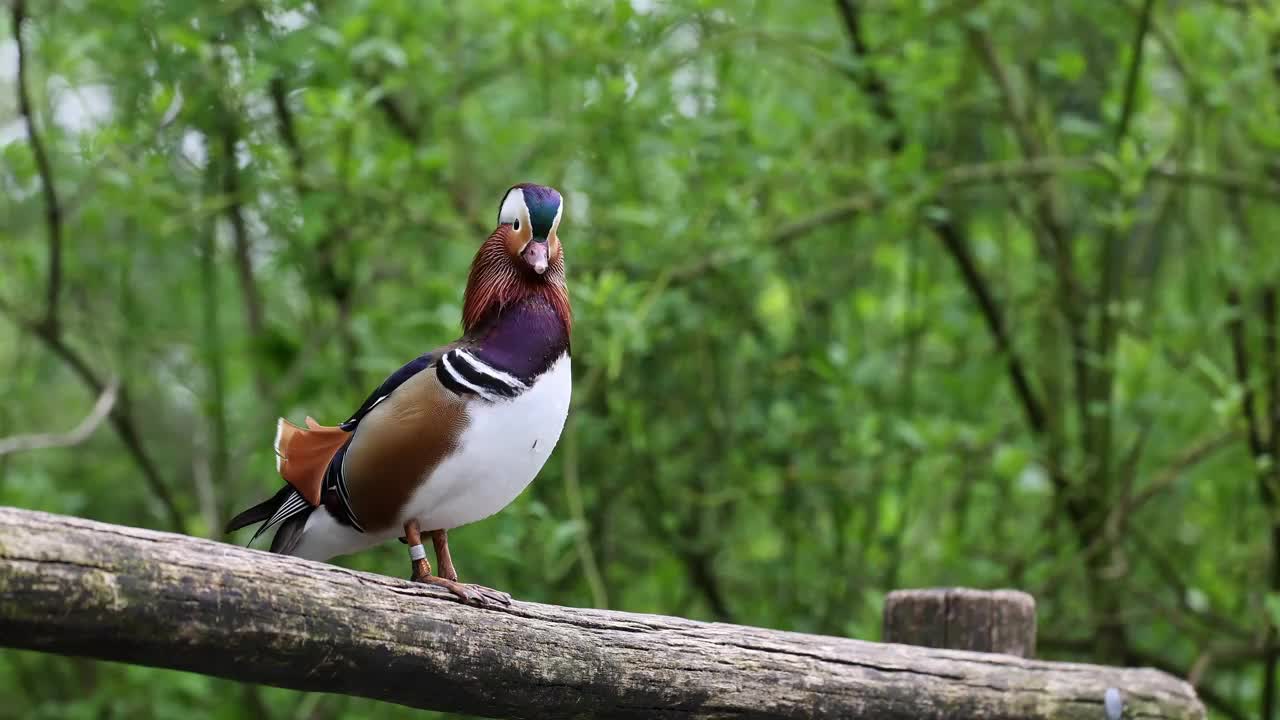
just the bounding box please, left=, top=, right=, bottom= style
left=550, top=197, right=564, bottom=236
left=498, top=188, right=529, bottom=227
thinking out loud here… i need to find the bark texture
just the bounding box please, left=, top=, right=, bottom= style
left=0, top=507, right=1203, bottom=719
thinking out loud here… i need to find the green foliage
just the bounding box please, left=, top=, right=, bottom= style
left=1, top=1, right=1278, bottom=718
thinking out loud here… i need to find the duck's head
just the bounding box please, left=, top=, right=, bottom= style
left=463, top=183, right=571, bottom=335
left=495, top=183, right=564, bottom=277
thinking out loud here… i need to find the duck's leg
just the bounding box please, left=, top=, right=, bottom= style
left=430, top=528, right=511, bottom=606
left=430, top=528, right=458, bottom=581
left=403, top=519, right=510, bottom=606
left=403, top=518, right=433, bottom=583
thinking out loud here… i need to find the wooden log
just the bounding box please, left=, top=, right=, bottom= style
left=0, top=507, right=1204, bottom=719
left=883, top=588, right=1037, bottom=657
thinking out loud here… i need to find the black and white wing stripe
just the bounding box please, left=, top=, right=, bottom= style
left=435, top=348, right=529, bottom=401
left=250, top=488, right=309, bottom=545
left=324, top=444, right=364, bottom=532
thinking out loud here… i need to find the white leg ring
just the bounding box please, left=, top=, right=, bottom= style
left=408, top=543, right=427, bottom=561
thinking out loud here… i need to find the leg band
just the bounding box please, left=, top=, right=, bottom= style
left=408, top=543, right=427, bottom=561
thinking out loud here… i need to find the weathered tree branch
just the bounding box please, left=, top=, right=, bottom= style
left=0, top=507, right=1204, bottom=720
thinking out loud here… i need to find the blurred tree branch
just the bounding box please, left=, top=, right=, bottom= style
left=268, top=77, right=307, bottom=188
left=6, top=5, right=186, bottom=533
left=965, top=28, right=1089, bottom=484
left=943, top=157, right=1280, bottom=199
left=1226, top=289, right=1270, bottom=479
left=266, top=74, right=363, bottom=388
left=966, top=27, right=1047, bottom=164
left=1224, top=202, right=1280, bottom=719
left=58, top=80, right=185, bottom=225
left=670, top=155, right=1280, bottom=290
left=196, top=160, right=231, bottom=535
left=1119, top=429, right=1237, bottom=519
left=560, top=412, right=609, bottom=609
left=833, top=0, right=1210, bottom=670
left=832, top=0, right=903, bottom=153
left=216, top=99, right=270, bottom=399
left=833, top=2, right=1051, bottom=450
left=1115, top=0, right=1157, bottom=145
left=0, top=381, right=117, bottom=457
left=635, top=462, right=735, bottom=622
left=1127, top=528, right=1254, bottom=642
left=375, top=94, right=420, bottom=142
left=12, top=0, right=63, bottom=337
left=0, top=298, right=185, bottom=532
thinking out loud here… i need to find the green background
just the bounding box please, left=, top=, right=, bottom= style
left=2, top=1, right=1278, bottom=718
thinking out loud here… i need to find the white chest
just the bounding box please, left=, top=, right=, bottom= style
left=404, top=353, right=571, bottom=531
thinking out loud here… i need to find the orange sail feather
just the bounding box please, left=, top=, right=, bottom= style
left=274, top=417, right=348, bottom=506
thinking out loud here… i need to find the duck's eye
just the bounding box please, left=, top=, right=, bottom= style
left=512, top=218, right=521, bottom=231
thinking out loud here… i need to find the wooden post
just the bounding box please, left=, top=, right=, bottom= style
left=883, top=587, right=1037, bottom=658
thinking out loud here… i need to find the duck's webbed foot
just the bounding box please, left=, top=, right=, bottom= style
left=402, top=521, right=511, bottom=606
left=418, top=576, right=512, bottom=606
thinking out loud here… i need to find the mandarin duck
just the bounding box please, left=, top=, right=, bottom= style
left=225, top=183, right=571, bottom=605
